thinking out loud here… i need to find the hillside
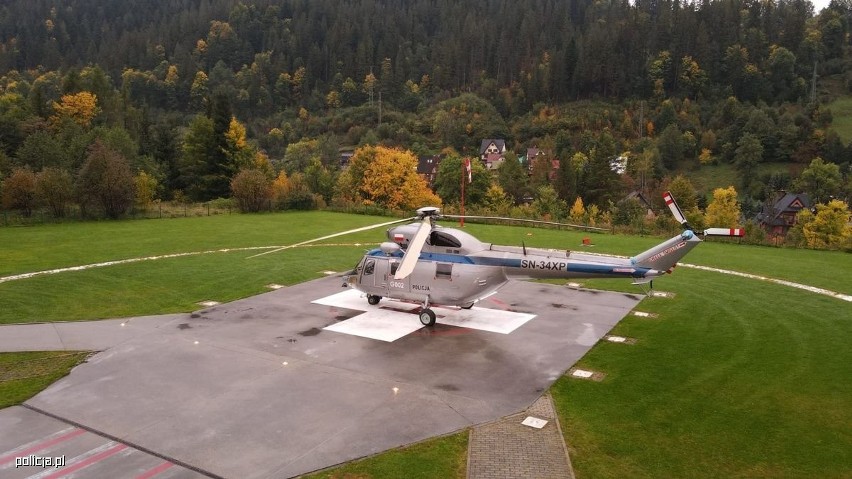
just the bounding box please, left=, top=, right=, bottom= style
left=0, top=0, right=849, bottom=229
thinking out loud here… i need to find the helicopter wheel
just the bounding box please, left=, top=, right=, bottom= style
left=367, top=294, right=381, bottom=305
left=461, top=302, right=475, bottom=309
left=419, top=308, right=436, bottom=327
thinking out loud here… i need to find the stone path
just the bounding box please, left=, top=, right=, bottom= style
left=467, top=394, right=575, bottom=479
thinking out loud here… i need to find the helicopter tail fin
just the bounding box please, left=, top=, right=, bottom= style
left=632, top=231, right=701, bottom=273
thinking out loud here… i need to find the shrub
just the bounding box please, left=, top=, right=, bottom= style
left=230, top=169, right=272, bottom=213
left=1, top=167, right=38, bottom=217
left=77, top=141, right=135, bottom=219
left=36, top=167, right=74, bottom=218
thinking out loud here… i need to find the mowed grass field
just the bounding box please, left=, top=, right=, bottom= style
left=828, top=95, right=852, bottom=144
left=1, top=211, right=850, bottom=478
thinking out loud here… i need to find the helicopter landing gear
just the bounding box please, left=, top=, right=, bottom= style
left=461, top=302, right=475, bottom=309
left=419, top=308, right=436, bottom=326
left=367, top=294, right=381, bottom=305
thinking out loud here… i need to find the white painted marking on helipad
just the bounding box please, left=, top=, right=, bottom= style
left=679, top=263, right=852, bottom=302
left=3, top=243, right=848, bottom=303
left=578, top=251, right=852, bottom=302
left=24, top=441, right=121, bottom=479
left=0, top=427, right=81, bottom=467
left=0, top=243, right=365, bottom=284
left=312, top=289, right=536, bottom=341
left=439, top=307, right=535, bottom=334
left=324, top=311, right=424, bottom=342
left=651, top=291, right=675, bottom=298
left=522, top=416, right=548, bottom=429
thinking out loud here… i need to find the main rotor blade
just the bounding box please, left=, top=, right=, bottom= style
left=703, top=227, right=744, bottom=237
left=247, top=216, right=416, bottom=259
left=662, top=191, right=688, bottom=226
left=440, top=214, right=608, bottom=232
left=394, top=218, right=431, bottom=279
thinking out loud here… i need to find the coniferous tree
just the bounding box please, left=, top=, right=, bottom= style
left=497, top=152, right=529, bottom=204
left=207, top=92, right=234, bottom=199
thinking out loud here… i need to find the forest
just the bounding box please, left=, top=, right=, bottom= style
left=0, top=0, right=850, bottom=248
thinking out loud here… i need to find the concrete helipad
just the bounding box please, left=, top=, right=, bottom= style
left=7, top=276, right=641, bottom=478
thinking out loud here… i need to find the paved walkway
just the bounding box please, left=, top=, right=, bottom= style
left=468, top=394, right=575, bottom=479
left=0, top=314, right=186, bottom=352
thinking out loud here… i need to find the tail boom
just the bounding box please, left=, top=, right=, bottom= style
left=631, top=231, right=701, bottom=272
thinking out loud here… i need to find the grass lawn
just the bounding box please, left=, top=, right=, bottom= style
left=305, top=432, right=468, bottom=479
left=827, top=95, right=852, bottom=144
left=0, top=351, right=89, bottom=408
left=2, top=215, right=849, bottom=323
left=553, top=268, right=851, bottom=478
left=1, top=212, right=850, bottom=477
left=0, top=211, right=398, bottom=277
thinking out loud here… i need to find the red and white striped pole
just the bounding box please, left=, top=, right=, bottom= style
left=460, top=158, right=466, bottom=227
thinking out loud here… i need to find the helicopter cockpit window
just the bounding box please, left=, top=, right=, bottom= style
left=364, top=259, right=375, bottom=275
left=390, top=261, right=399, bottom=276
left=354, top=258, right=365, bottom=274
left=429, top=231, right=461, bottom=248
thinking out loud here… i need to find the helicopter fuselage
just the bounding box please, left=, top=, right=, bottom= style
left=343, top=223, right=700, bottom=309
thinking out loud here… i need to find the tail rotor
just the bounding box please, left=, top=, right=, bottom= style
left=662, top=191, right=690, bottom=230
left=662, top=191, right=744, bottom=238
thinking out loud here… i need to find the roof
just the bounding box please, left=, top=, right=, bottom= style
left=625, top=190, right=653, bottom=209
left=526, top=147, right=545, bottom=159
left=479, top=139, right=506, bottom=156
left=756, top=192, right=811, bottom=226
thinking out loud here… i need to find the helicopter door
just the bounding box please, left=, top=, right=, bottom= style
left=372, top=257, right=408, bottom=293
left=361, top=258, right=377, bottom=286
left=371, top=258, right=388, bottom=288
left=386, top=259, right=409, bottom=294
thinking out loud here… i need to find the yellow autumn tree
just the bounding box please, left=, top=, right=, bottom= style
left=252, top=150, right=274, bottom=178
left=569, top=197, right=585, bottom=224
left=134, top=171, right=158, bottom=211
left=704, top=186, right=741, bottom=228
left=224, top=116, right=256, bottom=170
left=338, top=145, right=440, bottom=211
left=802, top=199, right=851, bottom=250
left=50, top=92, right=100, bottom=128
left=271, top=171, right=291, bottom=208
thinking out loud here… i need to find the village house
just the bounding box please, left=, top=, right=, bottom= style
left=479, top=139, right=507, bottom=171
left=755, top=192, right=812, bottom=237
left=479, top=139, right=507, bottom=159
left=416, top=154, right=444, bottom=186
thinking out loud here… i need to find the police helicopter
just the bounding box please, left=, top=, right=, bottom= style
left=257, top=192, right=742, bottom=327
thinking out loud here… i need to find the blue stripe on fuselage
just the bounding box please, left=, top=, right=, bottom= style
left=420, top=252, right=475, bottom=263
left=365, top=249, right=649, bottom=277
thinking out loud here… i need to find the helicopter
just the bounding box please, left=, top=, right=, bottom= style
left=257, top=192, right=743, bottom=327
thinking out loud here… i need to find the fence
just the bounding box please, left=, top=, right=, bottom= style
left=1, top=201, right=235, bottom=226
